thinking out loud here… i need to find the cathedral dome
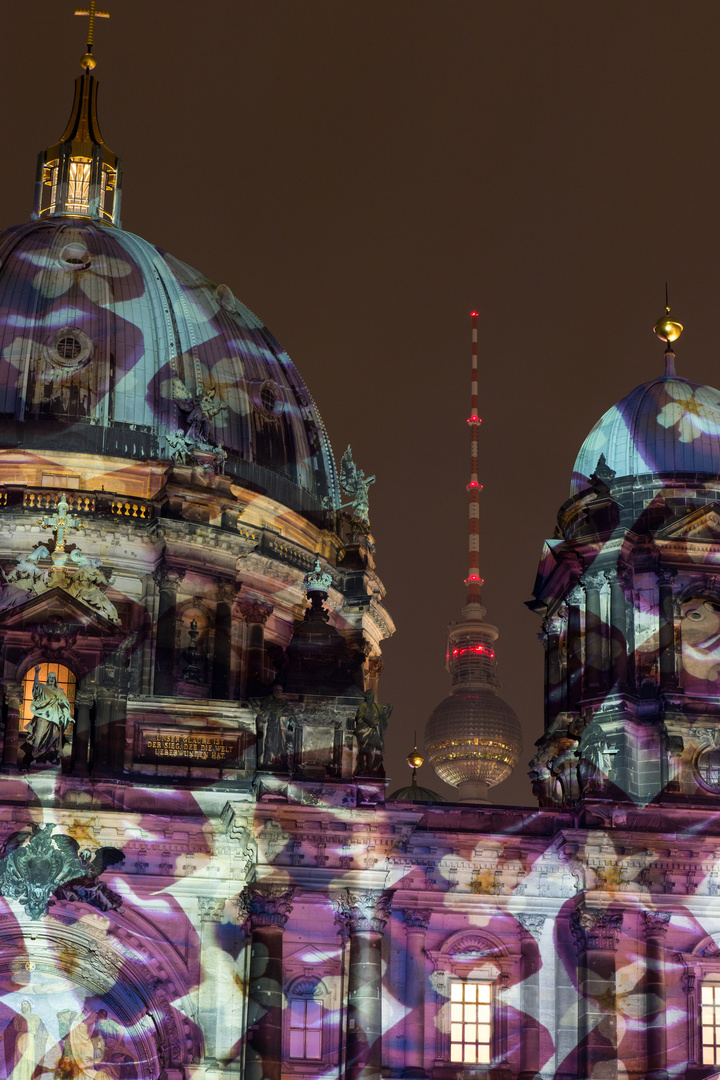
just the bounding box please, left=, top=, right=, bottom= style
left=0, top=217, right=338, bottom=512
left=571, top=373, right=720, bottom=497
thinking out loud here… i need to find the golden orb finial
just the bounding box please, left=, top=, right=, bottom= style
left=653, top=285, right=683, bottom=345
left=80, top=51, right=97, bottom=70
left=407, top=746, right=424, bottom=770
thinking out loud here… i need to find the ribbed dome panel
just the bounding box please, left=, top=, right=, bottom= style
left=572, top=376, right=720, bottom=496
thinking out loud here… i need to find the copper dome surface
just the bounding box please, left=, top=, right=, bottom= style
left=0, top=218, right=338, bottom=511
left=571, top=375, right=720, bottom=497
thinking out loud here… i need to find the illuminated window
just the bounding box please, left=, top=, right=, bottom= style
left=449, top=981, right=492, bottom=1064
left=288, top=993, right=322, bottom=1059
left=21, top=663, right=76, bottom=730
left=702, top=985, right=720, bottom=1065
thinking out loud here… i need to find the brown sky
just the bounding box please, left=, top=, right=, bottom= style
left=4, top=1, right=720, bottom=804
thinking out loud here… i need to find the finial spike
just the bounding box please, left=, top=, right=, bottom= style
left=465, top=311, right=483, bottom=605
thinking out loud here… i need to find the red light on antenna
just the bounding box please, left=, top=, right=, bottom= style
left=470, top=310, right=479, bottom=317
left=466, top=415, right=482, bottom=423
left=465, top=574, right=484, bottom=584
left=467, top=480, right=480, bottom=488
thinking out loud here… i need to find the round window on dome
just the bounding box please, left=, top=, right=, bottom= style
left=255, top=380, right=284, bottom=419
left=696, top=746, right=720, bottom=792
left=216, top=284, right=237, bottom=313
left=58, top=243, right=91, bottom=270
left=47, top=327, right=93, bottom=369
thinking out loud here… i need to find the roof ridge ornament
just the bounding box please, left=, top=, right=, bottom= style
left=653, top=283, right=683, bottom=377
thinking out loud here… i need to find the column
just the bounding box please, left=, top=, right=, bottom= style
left=643, top=911, right=670, bottom=1079
left=605, top=567, right=629, bottom=691
left=334, top=889, right=392, bottom=1080
left=152, top=566, right=186, bottom=696
left=571, top=907, right=623, bottom=1080
left=657, top=568, right=677, bottom=690
left=400, top=909, right=431, bottom=1077
left=566, top=586, right=584, bottom=708
left=212, top=580, right=238, bottom=699
left=238, top=599, right=274, bottom=698
left=197, top=896, right=229, bottom=1062
left=582, top=572, right=605, bottom=694
left=542, top=615, right=565, bottom=725
left=246, top=884, right=294, bottom=1080
left=72, top=688, right=94, bottom=776
left=1, top=681, right=22, bottom=770
left=517, top=914, right=546, bottom=1078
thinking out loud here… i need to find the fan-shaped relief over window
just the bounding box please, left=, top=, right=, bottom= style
left=681, top=597, right=720, bottom=692
left=19, top=663, right=76, bottom=767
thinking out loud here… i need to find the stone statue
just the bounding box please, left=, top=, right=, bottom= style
left=166, top=428, right=195, bottom=464
left=339, top=446, right=375, bottom=524
left=257, top=685, right=296, bottom=772
left=24, top=666, right=72, bottom=764
left=2, top=999, right=49, bottom=1080
left=66, top=549, right=120, bottom=625
left=174, top=378, right=227, bottom=445
left=354, top=688, right=392, bottom=775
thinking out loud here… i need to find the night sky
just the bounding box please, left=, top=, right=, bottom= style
left=4, top=1, right=720, bottom=805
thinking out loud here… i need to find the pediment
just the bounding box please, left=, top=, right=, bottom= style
left=0, top=586, right=121, bottom=637
left=659, top=503, right=720, bottom=541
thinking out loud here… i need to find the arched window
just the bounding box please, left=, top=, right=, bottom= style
left=21, top=663, right=76, bottom=730
left=287, top=977, right=323, bottom=1060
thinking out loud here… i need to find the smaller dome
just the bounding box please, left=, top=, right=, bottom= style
left=387, top=778, right=447, bottom=803
left=572, top=375, right=720, bottom=496
left=424, top=689, right=522, bottom=791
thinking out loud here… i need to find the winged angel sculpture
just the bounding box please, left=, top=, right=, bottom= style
left=0, top=823, right=124, bottom=920
left=173, top=377, right=227, bottom=446
left=339, top=446, right=375, bottom=525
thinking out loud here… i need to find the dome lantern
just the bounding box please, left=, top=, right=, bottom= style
left=33, top=3, right=121, bottom=226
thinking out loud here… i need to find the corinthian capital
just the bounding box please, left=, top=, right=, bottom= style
left=570, top=907, right=623, bottom=952
left=643, top=910, right=671, bottom=939
left=152, top=565, right=186, bottom=590
left=333, top=889, right=392, bottom=933
left=248, top=884, right=295, bottom=929
left=401, top=908, right=431, bottom=931
left=238, top=599, right=274, bottom=625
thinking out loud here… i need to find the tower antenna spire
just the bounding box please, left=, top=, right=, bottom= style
left=465, top=311, right=484, bottom=608
left=74, top=1, right=110, bottom=70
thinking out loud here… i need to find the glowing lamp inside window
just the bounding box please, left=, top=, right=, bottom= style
left=449, top=981, right=492, bottom=1064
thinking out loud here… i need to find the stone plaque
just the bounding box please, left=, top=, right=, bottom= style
left=136, top=727, right=244, bottom=766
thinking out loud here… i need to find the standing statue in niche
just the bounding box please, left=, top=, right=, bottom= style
left=2, top=999, right=49, bottom=1080
left=257, top=685, right=296, bottom=772
left=339, top=446, right=375, bottom=525
left=354, top=688, right=392, bottom=776
left=23, top=667, right=72, bottom=764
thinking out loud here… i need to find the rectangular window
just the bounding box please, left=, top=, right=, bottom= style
left=450, top=981, right=492, bottom=1064
left=289, top=997, right=322, bottom=1060
left=702, top=985, right=720, bottom=1065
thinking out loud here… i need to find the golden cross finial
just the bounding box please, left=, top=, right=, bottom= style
left=75, top=0, right=110, bottom=53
